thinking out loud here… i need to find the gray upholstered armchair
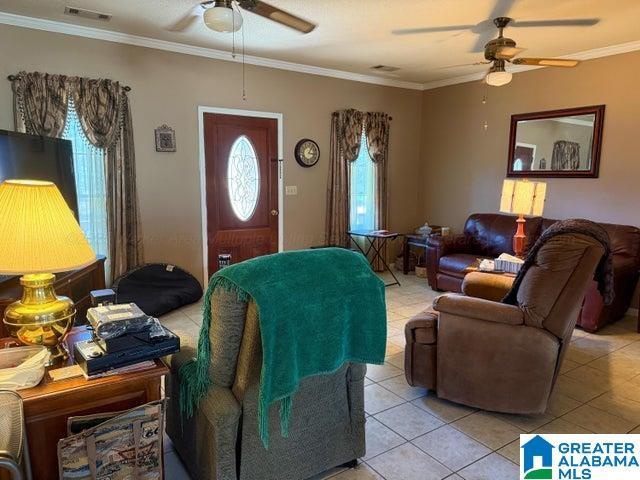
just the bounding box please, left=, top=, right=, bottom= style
left=165, top=289, right=365, bottom=480
left=405, top=232, right=606, bottom=414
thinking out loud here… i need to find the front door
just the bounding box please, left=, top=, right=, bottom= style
left=203, top=113, right=279, bottom=276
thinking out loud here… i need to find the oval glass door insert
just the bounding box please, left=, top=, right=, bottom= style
left=227, top=135, right=260, bottom=221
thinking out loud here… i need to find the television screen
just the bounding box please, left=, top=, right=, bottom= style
left=0, top=129, right=78, bottom=217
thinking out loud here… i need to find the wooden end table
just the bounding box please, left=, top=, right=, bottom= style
left=402, top=229, right=442, bottom=275
left=0, top=326, right=168, bottom=480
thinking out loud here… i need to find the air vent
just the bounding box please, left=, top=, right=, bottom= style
left=370, top=65, right=400, bottom=72
left=64, top=6, right=111, bottom=21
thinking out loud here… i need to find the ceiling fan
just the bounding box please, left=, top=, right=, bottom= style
left=170, top=0, right=316, bottom=34
left=471, top=16, right=593, bottom=86
left=392, top=0, right=599, bottom=86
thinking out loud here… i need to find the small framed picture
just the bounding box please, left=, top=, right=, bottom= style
left=155, top=124, right=176, bottom=152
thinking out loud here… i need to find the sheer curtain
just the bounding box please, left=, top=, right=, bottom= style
left=63, top=101, right=110, bottom=281
left=349, top=129, right=377, bottom=231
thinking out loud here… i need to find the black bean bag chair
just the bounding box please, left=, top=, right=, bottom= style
left=113, top=263, right=203, bottom=317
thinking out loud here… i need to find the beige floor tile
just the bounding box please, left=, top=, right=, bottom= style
left=386, top=325, right=403, bottom=337
left=331, top=463, right=383, bottom=479
left=564, top=364, right=627, bottom=389
left=413, top=425, right=491, bottom=471
left=451, top=411, right=524, bottom=450
left=385, top=352, right=405, bottom=369
left=387, top=311, right=408, bottom=322
left=561, top=404, right=637, bottom=433
left=412, top=394, right=476, bottom=423
left=374, top=403, right=444, bottom=439
left=546, top=392, right=582, bottom=417
left=560, top=358, right=581, bottom=374
left=489, top=411, right=556, bottom=432
left=588, top=352, right=640, bottom=380
left=444, top=475, right=464, bottom=480
left=364, top=377, right=374, bottom=386
left=534, top=417, right=593, bottom=434
left=378, top=375, right=427, bottom=401
left=364, top=384, right=405, bottom=415
left=615, top=315, right=638, bottom=332
left=607, top=380, right=640, bottom=402
left=385, top=342, right=404, bottom=357
left=554, top=374, right=608, bottom=403
left=632, top=425, right=640, bottom=434
left=388, top=334, right=406, bottom=348
left=367, top=443, right=451, bottom=480
left=366, top=363, right=403, bottom=382
left=571, top=337, right=619, bottom=359
left=497, top=439, right=520, bottom=465
left=618, top=341, right=640, bottom=359
left=458, top=453, right=518, bottom=480
left=393, top=304, right=431, bottom=318
left=363, top=417, right=406, bottom=461
left=589, top=392, right=640, bottom=424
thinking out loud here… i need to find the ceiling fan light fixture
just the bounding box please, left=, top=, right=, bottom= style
left=204, top=2, right=243, bottom=33
left=485, top=61, right=512, bottom=87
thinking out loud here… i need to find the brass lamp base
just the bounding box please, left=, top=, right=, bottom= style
left=2, top=273, right=75, bottom=365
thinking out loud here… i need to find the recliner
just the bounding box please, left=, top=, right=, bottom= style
left=165, top=289, right=365, bottom=480
left=406, top=232, right=605, bottom=414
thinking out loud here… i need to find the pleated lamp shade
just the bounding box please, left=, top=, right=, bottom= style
left=500, top=179, right=547, bottom=217
left=0, top=180, right=96, bottom=275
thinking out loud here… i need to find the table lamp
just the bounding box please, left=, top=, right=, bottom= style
left=0, top=180, right=96, bottom=363
left=500, top=179, right=547, bottom=258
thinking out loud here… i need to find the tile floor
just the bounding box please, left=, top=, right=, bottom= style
left=159, top=272, right=640, bottom=480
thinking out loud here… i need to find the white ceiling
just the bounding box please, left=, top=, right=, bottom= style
left=1, top=0, right=640, bottom=88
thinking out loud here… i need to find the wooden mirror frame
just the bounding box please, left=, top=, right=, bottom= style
left=507, top=105, right=605, bottom=178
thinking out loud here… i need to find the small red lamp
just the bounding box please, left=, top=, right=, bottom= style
left=500, top=179, right=547, bottom=258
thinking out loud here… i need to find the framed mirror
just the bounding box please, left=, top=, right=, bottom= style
left=507, top=105, right=605, bottom=178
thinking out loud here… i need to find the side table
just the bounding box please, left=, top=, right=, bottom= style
left=0, top=327, right=168, bottom=480
left=402, top=230, right=442, bottom=275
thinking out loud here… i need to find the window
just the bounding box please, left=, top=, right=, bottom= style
left=62, top=101, right=109, bottom=277
left=227, top=135, right=260, bottom=222
left=350, top=129, right=377, bottom=231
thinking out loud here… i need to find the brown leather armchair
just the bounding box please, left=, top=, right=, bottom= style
left=425, top=213, right=640, bottom=331
left=406, top=232, right=605, bottom=414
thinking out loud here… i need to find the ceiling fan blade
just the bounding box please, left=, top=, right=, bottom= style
left=512, top=18, right=600, bottom=28
left=488, top=0, right=517, bottom=20
left=168, top=7, right=201, bottom=32
left=512, top=57, right=580, bottom=67
left=242, top=0, right=316, bottom=33
left=471, top=28, right=498, bottom=53
left=495, top=46, right=525, bottom=59
left=391, top=24, right=475, bottom=35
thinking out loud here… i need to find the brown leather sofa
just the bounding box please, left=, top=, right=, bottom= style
left=406, top=232, right=605, bottom=414
left=426, top=213, right=640, bottom=332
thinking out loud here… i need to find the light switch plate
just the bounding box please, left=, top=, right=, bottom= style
left=285, top=186, right=298, bottom=196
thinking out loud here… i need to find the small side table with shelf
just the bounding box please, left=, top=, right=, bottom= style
left=0, top=326, right=168, bottom=480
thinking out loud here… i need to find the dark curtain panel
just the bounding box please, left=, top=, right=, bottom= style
left=11, top=71, right=143, bottom=281
left=325, top=109, right=364, bottom=247
left=12, top=71, right=69, bottom=137
left=551, top=140, right=581, bottom=170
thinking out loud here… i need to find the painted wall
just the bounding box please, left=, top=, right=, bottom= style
left=420, top=49, right=640, bottom=231
left=0, top=25, right=423, bottom=282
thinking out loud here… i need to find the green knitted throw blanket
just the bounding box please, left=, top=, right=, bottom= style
left=179, top=248, right=387, bottom=448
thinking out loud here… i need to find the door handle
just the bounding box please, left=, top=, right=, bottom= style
left=270, top=210, right=279, bottom=216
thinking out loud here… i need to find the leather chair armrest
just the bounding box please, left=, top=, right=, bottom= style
left=433, top=293, right=524, bottom=325
left=425, top=234, right=469, bottom=288
left=462, top=271, right=515, bottom=302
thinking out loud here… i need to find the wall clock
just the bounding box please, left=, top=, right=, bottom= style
left=295, top=139, right=320, bottom=167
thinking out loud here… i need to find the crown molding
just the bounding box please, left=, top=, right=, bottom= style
left=0, top=11, right=425, bottom=91
left=421, top=39, right=640, bottom=90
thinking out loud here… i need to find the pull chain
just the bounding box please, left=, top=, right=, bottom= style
left=241, top=23, right=246, bottom=101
